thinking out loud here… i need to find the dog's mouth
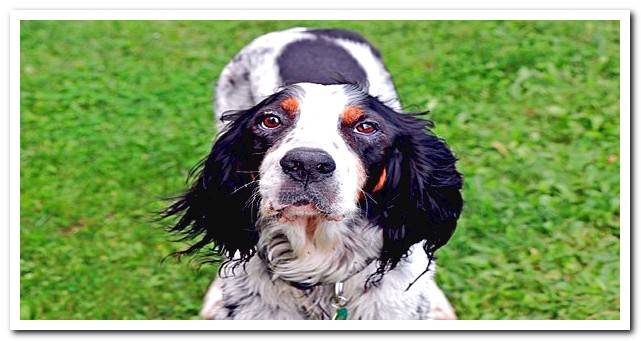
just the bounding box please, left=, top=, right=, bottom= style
left=283, top=199, right=318, bottom=215
left=268, top=196, right=344, bottom=222
left=282, top=202, right=343, bottom=221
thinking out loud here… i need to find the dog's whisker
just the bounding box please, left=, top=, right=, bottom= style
left=231, top=179, right=259, bottom=195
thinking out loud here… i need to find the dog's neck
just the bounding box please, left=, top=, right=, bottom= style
left=224, top=253, right=382, bottom=319
left=254, top=215, right=382, bottom=288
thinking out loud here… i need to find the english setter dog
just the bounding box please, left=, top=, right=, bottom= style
left=165, top=27, right=463, bottom=320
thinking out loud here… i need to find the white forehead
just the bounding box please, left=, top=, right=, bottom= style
left=286, top=83, right=354, bottom=141
left=297, top=83, right=350, bottom=119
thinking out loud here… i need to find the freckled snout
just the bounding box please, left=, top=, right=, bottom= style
left=279, top=147, right=336, bottom=184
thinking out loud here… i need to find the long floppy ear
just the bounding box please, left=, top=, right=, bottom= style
left=368, top=111, right=463, bottom=276
left=162, top=109, right=262, bottom=262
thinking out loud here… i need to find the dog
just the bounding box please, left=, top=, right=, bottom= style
left=164, top=27, right=463, bottom=320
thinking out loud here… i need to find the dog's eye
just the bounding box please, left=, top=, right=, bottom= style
left=260, top=113, right=282, bottom=129
left=354, top=122, right=378, bottom=135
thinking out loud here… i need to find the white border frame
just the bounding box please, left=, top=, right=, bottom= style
left=9, top=9, right=631, bottom=331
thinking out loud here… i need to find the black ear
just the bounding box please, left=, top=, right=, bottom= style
left=162, top=109, right=261, bottom=262
left=368, top=112, right=463, bottom=275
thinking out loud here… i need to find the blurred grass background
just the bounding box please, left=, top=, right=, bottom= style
left=20, top=20, right=620, bottom=320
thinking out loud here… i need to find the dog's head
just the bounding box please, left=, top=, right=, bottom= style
left=165, top=83, right=462, bottom=287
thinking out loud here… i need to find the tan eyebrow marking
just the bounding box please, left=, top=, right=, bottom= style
left=372, top=168, right=387, bottom=192
left=342, top=106, right=364, bottom=126
left=280, top=97, right=299, bottom=118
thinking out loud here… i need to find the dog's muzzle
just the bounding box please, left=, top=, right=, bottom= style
left=279, top=147, right=336, bottom=184
left=278, top=147, right=337, bottom=214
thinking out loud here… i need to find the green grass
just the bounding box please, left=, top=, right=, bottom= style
left=20, top=20, right=620, bottom=320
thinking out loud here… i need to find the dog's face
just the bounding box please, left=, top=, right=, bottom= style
left=165, top=82, right=463, bottom=287
left=258, top=84, right=370, bottom=222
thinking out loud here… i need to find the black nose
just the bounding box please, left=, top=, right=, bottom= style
left=280, top=147, right=336, bottom=184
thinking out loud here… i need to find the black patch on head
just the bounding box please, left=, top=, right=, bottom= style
left=307, top=28, right=382, bottom=58
left=277, top=38, right=367, bottom=86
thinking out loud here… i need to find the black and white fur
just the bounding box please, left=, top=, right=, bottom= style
left=164, top=27, right=463, bottom=320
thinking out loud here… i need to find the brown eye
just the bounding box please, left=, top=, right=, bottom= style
left=354, top=122, right=378, bottom=135
left=261, top=114, right=281, bottom=129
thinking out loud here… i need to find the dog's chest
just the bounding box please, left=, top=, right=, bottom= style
left=214, top=257, right=432, bottom=320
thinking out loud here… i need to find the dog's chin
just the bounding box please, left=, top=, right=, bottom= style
left=281, top=204, right=321, bottom=218
left=274, top=203, right=345, bottom=223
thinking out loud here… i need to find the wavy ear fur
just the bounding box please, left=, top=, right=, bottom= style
left=162, top=107, right=265, bottom=262
left=368, top=110, right=463, bottom=277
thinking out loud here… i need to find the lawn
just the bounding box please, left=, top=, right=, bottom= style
left=20, top=20, right=620, bottom=320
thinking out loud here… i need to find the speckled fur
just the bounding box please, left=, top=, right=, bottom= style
left=214, top=27, right=401, bottom=132
left=208, top=243, right=435, bottom=320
